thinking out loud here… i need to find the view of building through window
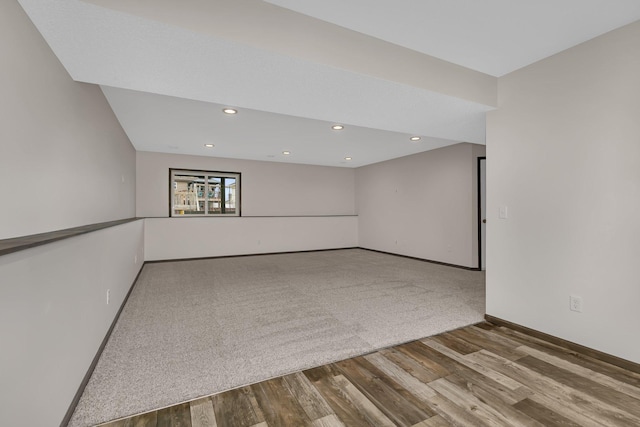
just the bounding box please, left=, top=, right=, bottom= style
left=170, top=169, right=240, bottom=216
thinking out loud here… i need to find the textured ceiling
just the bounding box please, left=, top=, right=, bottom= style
left=102, top=87, right=459, bottom=168
left=265, top=0, right=640, bottom=76
left=17, top=0, right=640, bottom=167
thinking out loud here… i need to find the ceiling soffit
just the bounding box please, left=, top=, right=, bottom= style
left=19, top=0, right=494, bottom=148
left=78, top=0, right=498, bottom=107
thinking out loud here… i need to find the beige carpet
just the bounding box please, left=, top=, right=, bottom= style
left=69, top=249, right=485, bottom=426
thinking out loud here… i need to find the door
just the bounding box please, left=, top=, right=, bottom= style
left=478, top=157, right=487, bottom=270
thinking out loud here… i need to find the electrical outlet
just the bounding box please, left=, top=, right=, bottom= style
left=570, top=295, right=582, bottom=312
left=107, top=289, right=111, bottom=305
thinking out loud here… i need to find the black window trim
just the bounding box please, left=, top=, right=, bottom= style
left=169, top=168, right=242, bottom=217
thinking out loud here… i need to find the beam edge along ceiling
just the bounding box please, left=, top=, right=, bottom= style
left=18, top=0, right=495, bottom=144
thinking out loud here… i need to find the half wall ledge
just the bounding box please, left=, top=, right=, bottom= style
left=0, top=218, right=141, bottom=257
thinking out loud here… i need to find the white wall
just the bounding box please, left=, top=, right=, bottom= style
left=145, top=216, right=357, bottom=260
left=137, top=151, right=357, bottom=259
left=0, top=2, right=142, bottom=425
left=0, top=221, right=143, bottom=427
left=356, top=143, right=485, bottom=268
left=0, top=1, right=136, bottom=240
left=486, top=21, right=640, bottom=363
left=137, top=151, right=355, bottom=217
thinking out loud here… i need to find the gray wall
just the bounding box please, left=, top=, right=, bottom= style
left=486, top=20, right=640, bottom=363
left=0, top=2, right=142, bottom=425
left=0, top=5, right=135, bottom=240
left=137, top=149, right=484, bottom=263
left=356, top=143, right=485, bottom=268
left=136, top=151, right=355, bottom=218
left=137, top=151, right=358, bottom=260
left=0, top=223, right=144, bottom=427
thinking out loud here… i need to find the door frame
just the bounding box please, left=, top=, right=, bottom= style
left=477, top=157, right=486, bottom=270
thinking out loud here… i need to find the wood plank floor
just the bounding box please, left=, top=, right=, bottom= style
left=98, top=322, right=640, bottom=427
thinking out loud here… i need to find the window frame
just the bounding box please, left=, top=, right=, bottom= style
left=169, top=168, right=241, bottom=217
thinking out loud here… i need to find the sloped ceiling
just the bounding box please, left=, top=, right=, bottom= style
left=265, top=0, right=640, bottom=77
left=17, top=0, right=640, bottom=167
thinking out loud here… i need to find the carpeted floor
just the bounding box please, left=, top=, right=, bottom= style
left=69, top=249, right=485, bottom=426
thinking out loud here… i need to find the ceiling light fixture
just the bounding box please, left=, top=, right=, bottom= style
left=283, top=151, right=291, bottom=155
left=344, top=157, right=352, bottom=161
left=222, top=108, right=238, bottom=114
left=410, top=136, right=421, bottom=141
left=204, top=144, right=214, bottom=148
left=331, top=124, right=344, bottom=130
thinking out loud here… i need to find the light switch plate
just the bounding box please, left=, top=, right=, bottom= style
left=499, top=206, right=508, bottom=219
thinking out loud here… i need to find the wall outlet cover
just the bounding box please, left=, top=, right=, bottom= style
left=570, top=295, right=583, bottom=312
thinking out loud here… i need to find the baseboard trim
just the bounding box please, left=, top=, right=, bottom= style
left=485, top=315, right=640, bottom=374
left=145, top=247, right=360, bottom=264
left=144, top=247, right=481, bottom=271
left=360, top=247, right=481, bottom=271
left=60, top=264, right=146, bottom=427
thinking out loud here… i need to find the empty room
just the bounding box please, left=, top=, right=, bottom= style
left=2, top=1, right=640, bottom=426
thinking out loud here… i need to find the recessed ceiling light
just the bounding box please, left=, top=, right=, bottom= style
left=222, top=108, right=237, bottom=114
left=331, top=124, right=344, bottom=130
left=344, top=157, right=352, bottom=161
left=204, top=144, right=214, bottom=148
left=410, top=136, right=421, bottom=141
left=283, top=151, right=291, bottom=155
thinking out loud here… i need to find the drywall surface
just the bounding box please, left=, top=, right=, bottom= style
left=145, top=216, right=357, bottom=261
left=79, top=0, right=498, bottom=107
left=486, top=21, right=640, bottom=363
left=356, top=143, right=485, bottom=268
left=0, top=3, right=141, bottom=425
left=138, top=151, right=357, bottom=259
left=0, top=220, right=144, bottom=427
left=136, top=151, right=356, bottom=217
left=0, top=0, right=135, bottom=240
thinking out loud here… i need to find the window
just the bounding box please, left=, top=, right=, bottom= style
left=170, top=169, right=240, bottom=217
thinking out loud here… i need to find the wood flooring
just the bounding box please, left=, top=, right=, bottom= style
left=98, top=322, right=640, bottom=426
